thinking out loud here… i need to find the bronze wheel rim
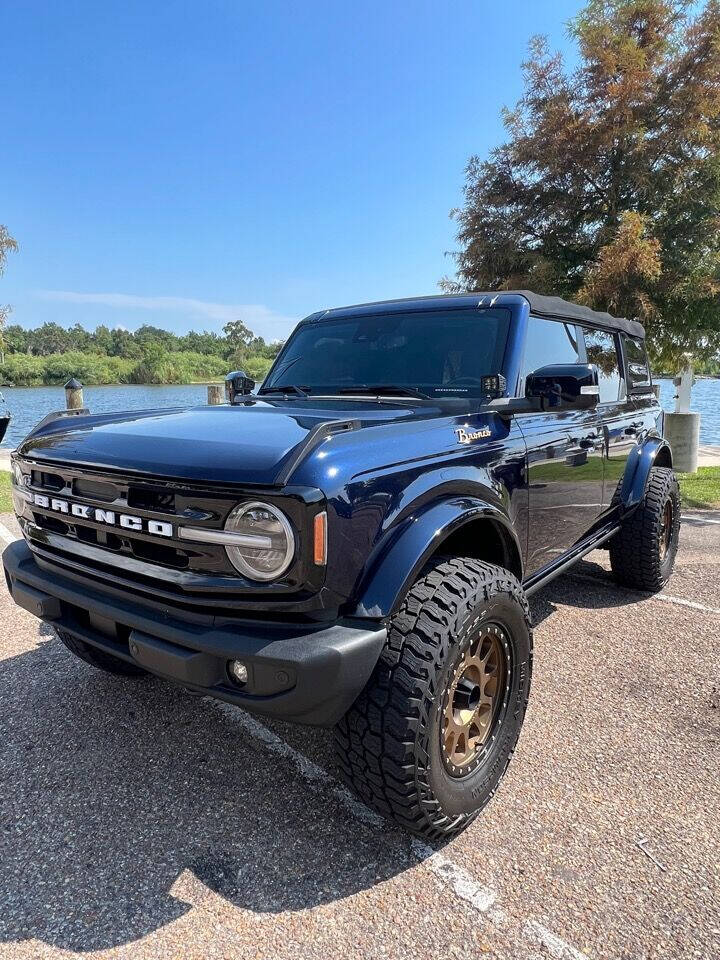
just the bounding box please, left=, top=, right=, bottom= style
left=441, top=624, right=509, bottom=777
left=659, top=499, right=674, bottom=560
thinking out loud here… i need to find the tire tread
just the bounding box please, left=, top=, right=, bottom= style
left=609, top=466, right=680, bottom=592
left=334, top=557, right=532, bottom=840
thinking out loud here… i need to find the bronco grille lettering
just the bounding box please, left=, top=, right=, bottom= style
left=31, top=494, right=173, bottom=538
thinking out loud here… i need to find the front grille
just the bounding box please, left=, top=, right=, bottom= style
left=15, top=457, right=323, bottom=611
left=22, top=462, right=230, bottom=575
left=32, top=510, right=191, bottom=569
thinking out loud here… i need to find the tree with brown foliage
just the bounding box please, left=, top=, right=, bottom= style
left=445, top=0, right=720, bottom=370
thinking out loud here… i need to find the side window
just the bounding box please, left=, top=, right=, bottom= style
left=583, top=328, right=624, bottom=403
left=623, top=335, right=651, bottom=388
left=523, top=316, right=582, bottom=381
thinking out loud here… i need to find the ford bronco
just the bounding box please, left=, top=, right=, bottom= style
left=3, top=291, right=680, bottom=839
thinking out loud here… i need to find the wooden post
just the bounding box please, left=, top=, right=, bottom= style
left=207, top=383, right=224, bottom=405
left=64, top=378, right=84, bottom=409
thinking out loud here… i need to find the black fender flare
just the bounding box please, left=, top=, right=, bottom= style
left=618, top=437, right=673, bottom=511
left=351, top=497, right=523, bottom=620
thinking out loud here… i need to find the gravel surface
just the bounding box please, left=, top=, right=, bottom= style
left=0, top=514, right=717, bottom=959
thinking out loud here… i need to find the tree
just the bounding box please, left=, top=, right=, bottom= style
left=0, top=226, right=17, bottom=277
left=109, top=327, right=141, bottom=359
left=91, top=324, right=113, bottom=354
left=0, top=305, right=12, bottom=364
left=223, top=318, right=254, bottom=364
left=67, top=323, right=91, bottom=353
left=445, top=0, right=720, bottom=371
left=3, top=323, right=29, bottom=354
left=0, top=225, right=18, bottom=364
left=179, top=330, right=226, bottom=355
left=134, top=324, right=177, bottom=352
left=31, top=322, right=70, bottom=356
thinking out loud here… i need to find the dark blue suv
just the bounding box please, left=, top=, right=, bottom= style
left=3, top=291, right=680, bottom=839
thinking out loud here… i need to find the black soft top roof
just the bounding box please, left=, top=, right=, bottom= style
left=316, top=290, right=645, bottom=339
left=512, top=290, right=645, bottom=339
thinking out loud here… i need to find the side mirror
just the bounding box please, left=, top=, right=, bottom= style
left=525, top=363, right=599, bottom=411
left=225, top=370, right=256, bottom=403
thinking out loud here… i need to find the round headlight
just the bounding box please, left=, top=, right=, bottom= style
left=224, top=501, right=295, bottom=581
left=11, top=461, right=22, bottom=487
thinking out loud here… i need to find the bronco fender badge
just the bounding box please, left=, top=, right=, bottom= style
left=454, top=427, right=492, bottom=444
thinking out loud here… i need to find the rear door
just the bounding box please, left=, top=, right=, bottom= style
left=581, top=328, right=640, bottom=514
left=517, top=316, right=605, bottom=576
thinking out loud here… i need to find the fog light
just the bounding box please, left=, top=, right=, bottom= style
left=228, top=660, right=248, bottom=684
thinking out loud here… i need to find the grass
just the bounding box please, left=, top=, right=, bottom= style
left=678, top=466, right=720, bottom=509
left=0, top=472, right=12, bottom=513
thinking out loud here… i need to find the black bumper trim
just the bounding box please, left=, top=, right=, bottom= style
left=3, top=539, right=386, bottom=727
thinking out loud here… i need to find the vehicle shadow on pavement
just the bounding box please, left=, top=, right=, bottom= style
left=0, top=633, right=415, bottom=953
left=525, top=556, right=626, bottom=628
left=537, top=556, right=654, bottom=612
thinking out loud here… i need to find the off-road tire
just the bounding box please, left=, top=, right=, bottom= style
left=609, top=465, right=681, bottom=592
left=57, top=629, right=147, bottom=677
left=335, top=558, right=532, bottom=840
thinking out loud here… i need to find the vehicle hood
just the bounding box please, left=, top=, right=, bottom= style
left=16, top=400, right=434, bottom=485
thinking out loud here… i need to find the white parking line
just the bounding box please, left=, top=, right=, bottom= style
left=653, top=593, right=720, bottom=614
left=567, top=571, right=720, bottom=616
left=682, top=513, right=720, bottom=525
left=218, top=702, right=588, bottom=958
left=227, top=705, right=383, bottom=827
left=0, top=521, right=17, bottom=546
left=410, top=838, right=499, bottom=915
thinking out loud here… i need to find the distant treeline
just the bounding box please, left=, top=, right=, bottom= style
left=0, top=320, right=284, bottom=386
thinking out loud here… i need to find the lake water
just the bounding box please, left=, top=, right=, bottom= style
left=0, top=378, right=718, bottom=449
left=0, top=384, right=210, bottom=449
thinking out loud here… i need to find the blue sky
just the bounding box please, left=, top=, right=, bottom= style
left=2, top=0, right=582, bottom=342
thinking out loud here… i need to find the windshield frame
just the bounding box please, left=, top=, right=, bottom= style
left=261, top=307, right=513, bottom=401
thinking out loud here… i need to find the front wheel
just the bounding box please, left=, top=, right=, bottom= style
left=609, top=466, right=681, bottom=592
left=335, top=558, right=533, bottom=840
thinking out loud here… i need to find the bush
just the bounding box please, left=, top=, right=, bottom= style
left=0, top=348, right=249, bottom=386
left=244, top=355, right=274, bottom=381
left=0, top=354, right=46, bottom=386
left=129, top=350, right=229, bottom=385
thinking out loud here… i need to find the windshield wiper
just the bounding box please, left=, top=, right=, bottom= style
left=333, top=384, right=431, bottom=399
left=258, top=384, right=310, bottom=399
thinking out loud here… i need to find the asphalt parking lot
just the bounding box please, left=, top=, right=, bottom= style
left=0, top=511, right=718, bottom=960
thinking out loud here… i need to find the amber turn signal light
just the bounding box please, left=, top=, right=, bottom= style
left=313, top=511, right=327, bottom=565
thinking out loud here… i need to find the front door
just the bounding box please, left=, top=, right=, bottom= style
left=520, top=409, right=605, bottom=575
left=518, top=315, right=605, bottom=577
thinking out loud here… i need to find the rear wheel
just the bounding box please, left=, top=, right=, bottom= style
left=57, top=629, right=148, bottom=677
left=335, top=558, right=532, bottom=840
left=609, top=466, right=681, bottom=592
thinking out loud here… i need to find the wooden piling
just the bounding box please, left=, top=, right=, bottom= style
left=64, top=378, right=84, bottom=409
left=207, top=383, right=224, bottom=405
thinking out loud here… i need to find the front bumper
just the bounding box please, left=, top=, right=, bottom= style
left=3, top=540, right=386, bottom=726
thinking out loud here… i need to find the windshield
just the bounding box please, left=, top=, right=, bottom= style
left=262, top=308, right=511, bottom=399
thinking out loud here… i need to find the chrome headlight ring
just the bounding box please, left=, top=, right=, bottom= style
left=179, top=500, right=295, bottom=582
